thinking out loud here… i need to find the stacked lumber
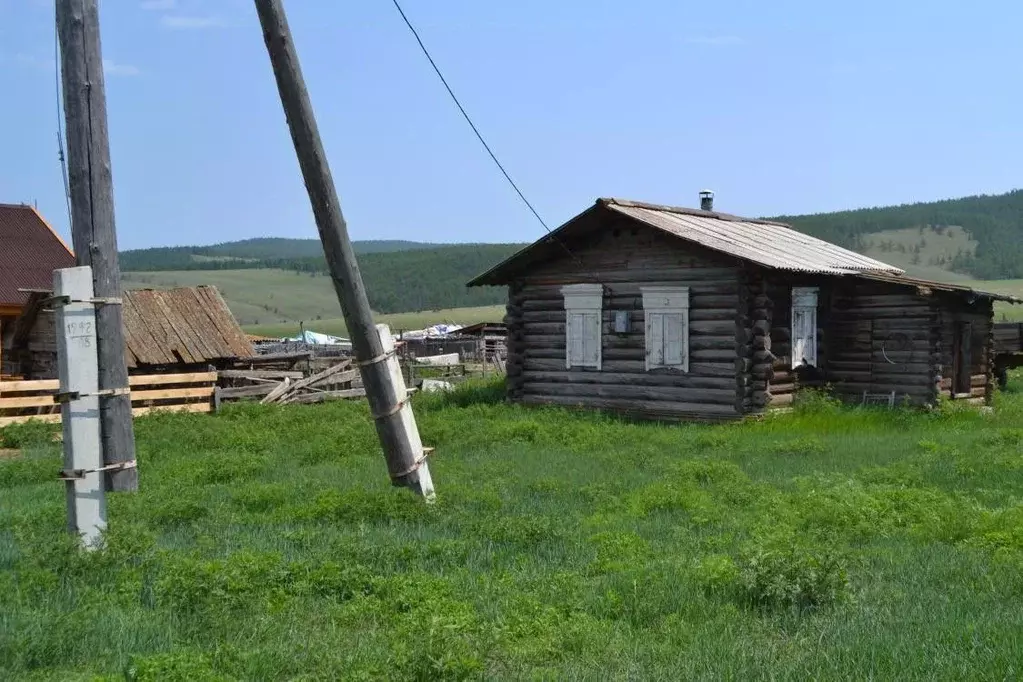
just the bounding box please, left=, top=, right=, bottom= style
left=219, top=360, right=364, bottom=405
left=0, top=372, right=217, bottom=427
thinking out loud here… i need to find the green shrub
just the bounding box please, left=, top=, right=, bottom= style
left=769, top=437, right=827, bottom=457
left=0, top=420, right=58, bottom=448
left=736, top=543, right=851, bottom=611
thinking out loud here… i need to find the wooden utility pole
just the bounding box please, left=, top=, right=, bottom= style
left=57, top=0, right=137, bottom=492
left=253, top=0, right=435, bottom=498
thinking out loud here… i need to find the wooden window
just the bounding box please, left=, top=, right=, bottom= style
left=791, top=287, right=818, bottom=368
left=641, top=286, right=690, bottom=371
left=561, top=284, right=602, bottom=369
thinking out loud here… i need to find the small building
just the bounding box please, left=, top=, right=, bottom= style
left=468, top=195, right=1019, bottom=421
left=0, top=204, right=75, bottom=374
left=2, top=285, right=254, bottom=379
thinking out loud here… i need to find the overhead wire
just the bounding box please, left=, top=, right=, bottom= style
left=53, top=4, right=73, bottom=231
left=387, top=0, right=598, bottom=280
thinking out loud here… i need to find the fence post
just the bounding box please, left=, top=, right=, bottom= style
left=54, top=266, right=106, bottom=548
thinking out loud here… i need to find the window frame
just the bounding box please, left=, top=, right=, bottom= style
left=561, top=283, right=603, bottom=370
left=641, top=286, right=690, bottom=372
left=791, top=286, right=819, bottom=368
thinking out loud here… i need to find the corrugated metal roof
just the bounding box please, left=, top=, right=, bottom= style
left=122, top=286, right=255, bottom=367
left=603, top=199, right=903, bottom=275
left=0, top=204, right=75, bottom=308
left=468, top=198, right=904, bottom=287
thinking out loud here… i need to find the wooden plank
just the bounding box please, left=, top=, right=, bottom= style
left=0, top=378, right=62, bottom=393
left=521, top=370, right=735, bottom=389
left=260, top=378, right=293, bottom=404
left=217, top=369, right=305, bottom=380
left=129, top=372, right=218, bottom=387
left=219, top=384, right=277, bottom=399
left=130, top=386, right=215, bottom=402
left=0, top=395, right=60, bottom=409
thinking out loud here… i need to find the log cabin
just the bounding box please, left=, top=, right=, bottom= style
left=468, top=194, right=1021, bottom=421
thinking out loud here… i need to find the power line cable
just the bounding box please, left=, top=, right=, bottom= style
left=388, top=0, right=551, bottom=232
left=387, top=0, right=601, bottom=281
left=53, top=6, right=73, bottom=231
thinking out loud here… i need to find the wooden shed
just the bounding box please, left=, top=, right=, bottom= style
left=1, top=285, right=254, bottom=379
left=468, top=196, right=1020, bottom=421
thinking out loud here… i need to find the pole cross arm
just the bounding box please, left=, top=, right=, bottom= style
left=54, top=386, right=130, bottom=404
left=59, top=459, right=137, bottom=481
left=41, top=295, right=122, bottom=307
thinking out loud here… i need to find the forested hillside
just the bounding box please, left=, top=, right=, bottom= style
left=123, top=243, right=522, bottom=314
left=119, top=190, right=1023, bottom=315
left=120, top=238, right=441, bottom=271
left=773, top=190, right=1023, bottom=279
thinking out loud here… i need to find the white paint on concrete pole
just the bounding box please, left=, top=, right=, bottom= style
left=377, top=324, right=435, bottom=502
left=54, top=266, right=107, bottom=547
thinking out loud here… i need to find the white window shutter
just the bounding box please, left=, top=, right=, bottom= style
left=567, top=313, right=584, bottom=368
left=562, top=284, right=603, bottom=369
left=647, top=312, right=664, bottom=368
left=641, top=287, right=690, bottom=371
left=663, top=313, right=684, bottom=367
left=791, top=287, right=818, bottom=368
left=582, top=312, right=600, bottom=366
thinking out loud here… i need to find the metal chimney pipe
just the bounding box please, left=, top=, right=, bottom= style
left=699, top=190, right=714, bottom=212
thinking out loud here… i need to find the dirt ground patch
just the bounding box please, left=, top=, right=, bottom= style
left=0, top=448, right=21, bottom=459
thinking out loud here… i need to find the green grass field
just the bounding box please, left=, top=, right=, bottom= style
left=2, top=377, right=1023, bottom=679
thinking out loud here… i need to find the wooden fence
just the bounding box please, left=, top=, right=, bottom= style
left=0, top=372, right=218, bottom=427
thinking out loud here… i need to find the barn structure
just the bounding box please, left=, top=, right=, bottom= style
left=0, top=203, right=75, bottom=375
left=1, top=285, right=254, bottom=379
left=468, top=195, right=1020, bottom=421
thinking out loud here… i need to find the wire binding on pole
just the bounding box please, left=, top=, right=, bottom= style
left=59, top=459, right=137, bottom=481
left=354, top=349, right=396, bottom=368
left=390, top=447, right=435, bottom=479
left=41, top=295, right=122, bottom=307
left=53, top=386, right=130, bottom=404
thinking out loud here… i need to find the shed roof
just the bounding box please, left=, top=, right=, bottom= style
left=121, top=286, right=255, bottom=367
left=0, top=204, right=75, bottom=309
left=603, top=199, right=903, bottom=275
left=468, top=198, right=903, bottom=287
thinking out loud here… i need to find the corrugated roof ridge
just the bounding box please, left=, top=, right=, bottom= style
left=599, top=197, right=791, bottom=227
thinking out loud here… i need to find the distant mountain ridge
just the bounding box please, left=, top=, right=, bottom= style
left=119, top=189, right=1023, bottom=314
left=120, top=238, right=443, bottom=270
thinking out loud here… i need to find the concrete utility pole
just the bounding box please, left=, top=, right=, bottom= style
left=54, top=266, right=106, bottom=547
left=253, top=0, right=435, bottom=498
left=57, top=0, right=137, bottom=492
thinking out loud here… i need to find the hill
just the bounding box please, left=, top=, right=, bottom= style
left=122, top=242, right=522, bottom=318
left=773, top=189, right=1023, bottom=279
left=120, top=238, right=445, bottom=271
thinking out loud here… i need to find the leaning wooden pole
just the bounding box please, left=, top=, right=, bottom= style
left=56, top=0, right=138, bottom=492
left=253, top=0, right=434, bottom=498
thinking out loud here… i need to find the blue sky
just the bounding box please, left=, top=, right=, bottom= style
left=1, top=0, right=1020, bottom=250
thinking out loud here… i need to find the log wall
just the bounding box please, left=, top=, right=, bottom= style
left=504, top=223, right=742, bottom=420
left=825, top=282, right=936, bottom=404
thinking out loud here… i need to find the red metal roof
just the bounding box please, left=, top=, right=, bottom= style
left=0, top=204, right=75, bottom=308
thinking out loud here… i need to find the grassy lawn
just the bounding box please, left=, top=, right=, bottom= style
left=2, top=379, right=1023, bottom=679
